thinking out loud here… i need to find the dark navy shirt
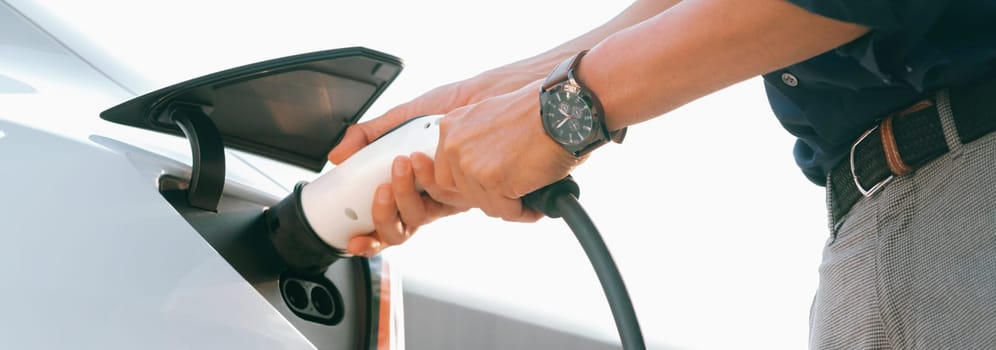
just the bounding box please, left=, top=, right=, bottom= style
left=762, top=0, right=996, bottom=185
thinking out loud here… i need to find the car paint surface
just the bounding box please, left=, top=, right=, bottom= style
left=0, top=122, right=316, bottom=349
left=0, top=3, right=341, bottom=349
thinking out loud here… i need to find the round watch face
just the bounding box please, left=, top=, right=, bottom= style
left=542, top=86, right=595, bottom=146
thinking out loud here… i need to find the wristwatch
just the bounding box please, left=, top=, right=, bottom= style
left=539, top=49, right=626, bottom=157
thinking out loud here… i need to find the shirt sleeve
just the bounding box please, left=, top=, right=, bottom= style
left=784, top=0, right=951, bottom=32
left=784, top=0, right=955, bottom=89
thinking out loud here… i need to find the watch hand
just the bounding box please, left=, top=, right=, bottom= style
left=556, top=117, right=570, bottom=128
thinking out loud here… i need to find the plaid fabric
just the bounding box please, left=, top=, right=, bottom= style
left=812, top=91, right=996, bottom=349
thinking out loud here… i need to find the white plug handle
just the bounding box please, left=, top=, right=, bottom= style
left=299, top=115, right=442, bottom=251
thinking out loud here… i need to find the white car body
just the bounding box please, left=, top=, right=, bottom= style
left=0, top=2, right=403, bottom=349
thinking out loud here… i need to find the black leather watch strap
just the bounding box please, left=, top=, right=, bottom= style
left=543, top=50, right=589, bottom=91
left=540, top=49, right=626, bottom=152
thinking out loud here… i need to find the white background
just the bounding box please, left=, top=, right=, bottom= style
left=29, top=0, right=830, bottom=348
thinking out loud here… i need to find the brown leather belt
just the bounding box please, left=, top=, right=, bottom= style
left=829, top=77, right=996, bottom=223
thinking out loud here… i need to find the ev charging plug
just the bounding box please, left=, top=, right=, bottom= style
left=265, top=114, right=645, bottom=349
left=265, top=115, right=442, bottom=272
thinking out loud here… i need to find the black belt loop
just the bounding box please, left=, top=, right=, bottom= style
left=829, top=80, right=996, bottom=223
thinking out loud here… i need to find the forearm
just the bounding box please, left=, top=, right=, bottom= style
left=479, top=0, right=682, bottom=80
left=578, top=0, right=869, bottom=131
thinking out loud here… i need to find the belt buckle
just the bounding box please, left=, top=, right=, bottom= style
left=850, top=124, right=893, bottom=197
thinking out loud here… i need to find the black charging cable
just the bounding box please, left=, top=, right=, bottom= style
left=523, top=177, right=646, bottom=350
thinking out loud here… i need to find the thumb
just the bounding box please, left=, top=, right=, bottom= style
left=327, top=104, right=418, bottom=165
left=328, top=125, right=370, bottom=165
left=347, top=235, right=382, bottom=257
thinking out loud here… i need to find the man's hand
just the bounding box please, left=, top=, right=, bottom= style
left=327, top=82, right=466, bottom=166
left=346, top=154, right=470, bottom=257
left=330, top=67, right=548, bottom=256
left=328, top=69, right=545, bottom=165
left=433, top=80, right=577, bottom=222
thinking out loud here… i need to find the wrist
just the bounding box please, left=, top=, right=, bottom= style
left=538, top=50, right=625, bottom=158
left=501, top=49, right=580, bottom=81
left=518, top=81, right=582, bottom=167
left=573, top=48, right=626, bottom=133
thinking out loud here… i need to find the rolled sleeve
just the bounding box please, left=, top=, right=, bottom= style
left=785, top=0, right=955, bottom=88
left=785, top=0, right=952, bottom=32
left=786, top=0, right=902, bottom=30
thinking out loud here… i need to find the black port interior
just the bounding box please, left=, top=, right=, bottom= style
left=280, top=271, right=346, bottom=326
left=285, top=279, right=309, bottom=310
left=312, top=286, right=335, bottom=315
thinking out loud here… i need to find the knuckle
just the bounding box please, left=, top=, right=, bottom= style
left=507, top=184, right=529, bottom=199
left=479, top=206, right=501, bottom=218
left=438, top=115, right=454, bottom=133
left=398, top=206, right=425, bottom=225
left=478, top=168, right=503, bottom=189
left=434, top=167, right=452, bottom=186
left=432, top=190, right=462, bottom=207
left=371, top=207, right=391, bottom=222
left=419, top=184, right=442, bottom=198
left=442, top=135, right=461, bottom=154
left=499, top=202, right=523, bottom=222
left=378, top=225, right=406, bottom=245
left=382, top=233, right=404, bottom=246
left=393, top=181, right=415, bottom=199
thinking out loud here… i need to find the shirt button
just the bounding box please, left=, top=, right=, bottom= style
left=781, top=72, right=799, bottom=87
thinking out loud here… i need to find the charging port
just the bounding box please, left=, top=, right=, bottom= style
left=280, top=270, right=346, bottom=326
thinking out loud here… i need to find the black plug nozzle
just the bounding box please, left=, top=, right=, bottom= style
left=266, top=181, right=345, bottom=274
